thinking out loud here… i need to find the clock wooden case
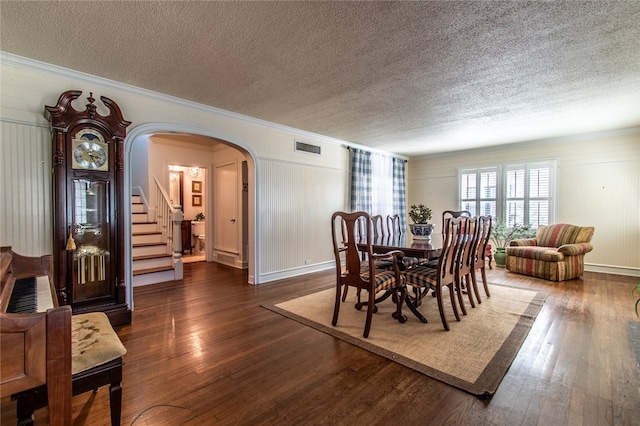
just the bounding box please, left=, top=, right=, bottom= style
left=45, top=90, right=132, bottom=325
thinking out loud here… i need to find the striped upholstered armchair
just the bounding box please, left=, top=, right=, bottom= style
left=506, top=223, right=595, bottom=281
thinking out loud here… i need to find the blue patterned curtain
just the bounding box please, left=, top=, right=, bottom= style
left=392, top=157, right=407, bottom=229
left=350, top=148, right=407, bottom=230
left=350, top=148, right=372, bottom=212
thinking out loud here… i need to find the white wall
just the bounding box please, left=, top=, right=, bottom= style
left=0, top=54, right=351, bottom=286
left=407, top=129, right=640, bottom=276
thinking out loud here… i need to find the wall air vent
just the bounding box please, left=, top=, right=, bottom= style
left=295, top=140, right=321, bottom=155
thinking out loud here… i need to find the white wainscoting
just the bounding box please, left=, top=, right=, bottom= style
left=258, top=158, right=348, bottom=279
left=0, top=120, right=52, bottom=256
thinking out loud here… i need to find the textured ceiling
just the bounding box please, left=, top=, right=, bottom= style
left=1, top=1, right=639, bottom=156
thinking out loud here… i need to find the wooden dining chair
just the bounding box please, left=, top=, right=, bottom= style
left=470, top=215, right=493, bottom=300
left=403, top=217, right=465, bottom=331
left=453, top=216, right=479, bottom=315
left=422, top=210, right=473, bottom=270
left=331, top=211, right=407, bottom=338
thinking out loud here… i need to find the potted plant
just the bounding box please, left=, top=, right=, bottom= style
left=489, top=219, right=535, bottom=267
left=195, top=212, right=205, bottom=222
left=633, top=281, right=640, bottom=317
left=408, top=204, right=434, bottom=240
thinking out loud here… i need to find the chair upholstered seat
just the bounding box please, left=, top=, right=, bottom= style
left=13, top=312, right=126, bottom=426
left=404, top=265, right=438, bottom=289
left=358, top=268, right=399, bottom=290
left=71, top=312, right=127, bottom=374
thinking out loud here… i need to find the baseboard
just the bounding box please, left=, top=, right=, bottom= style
left=585, top=263, right=640, bottom=278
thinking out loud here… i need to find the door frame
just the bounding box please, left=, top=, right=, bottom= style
left=124, top=123, right=259, bottom=309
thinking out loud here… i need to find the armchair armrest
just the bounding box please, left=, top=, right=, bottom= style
left=372, top=250, right=406, bottom=275
left=509, top=238, right=537, bottom=247
left=558, top=242, right=594, bottom=256
left=372, top=250, right=405, bottom=260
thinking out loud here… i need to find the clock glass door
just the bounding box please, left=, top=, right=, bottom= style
left=71, top=178, right=113, bottom=303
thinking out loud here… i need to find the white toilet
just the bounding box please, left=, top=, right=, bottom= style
left=192, top=221, right=205, bottom=252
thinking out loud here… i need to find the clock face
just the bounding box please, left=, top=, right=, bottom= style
left=72, top=129, right=109, bottom=171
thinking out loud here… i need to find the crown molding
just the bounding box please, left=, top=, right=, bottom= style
left=1, top=51, right=391, bottom=155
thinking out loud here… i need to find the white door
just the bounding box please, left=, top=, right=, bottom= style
left=214, top=162, right=238, bottom=254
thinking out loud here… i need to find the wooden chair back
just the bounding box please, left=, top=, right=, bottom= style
left=474, top=216, right=492, bottom=268
left=442, top=210, right=471, bottom=235
left=387, top=214, right=402, bottom=235
left=438, top=217, right=465, bottom=285
left=471, top=215, right=493, bottom=299
left=371, top=214, right=386, bottom=238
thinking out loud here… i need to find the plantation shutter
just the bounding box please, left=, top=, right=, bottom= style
left=460, top=167, right=498, bottom=217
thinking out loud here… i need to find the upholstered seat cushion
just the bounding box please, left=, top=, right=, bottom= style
left=506, top=246, right=565, bottom=262
left=404, top=265, right=437, bottom=289
left=358, top=269, right=400, bottom=290
left=71, top=312, right=127, bottom=375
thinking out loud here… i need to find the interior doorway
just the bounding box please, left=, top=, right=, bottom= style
left=126, top=124, right=258, bottom=314
left=169, top=164, right=207, bottom=263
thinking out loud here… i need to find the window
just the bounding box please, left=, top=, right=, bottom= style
left=459, top=160, right=555, bottom=228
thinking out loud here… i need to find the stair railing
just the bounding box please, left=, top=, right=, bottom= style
left=153, top=176, right=184, bottom=258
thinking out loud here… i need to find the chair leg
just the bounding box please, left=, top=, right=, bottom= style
left=341, top=284, right=349, bottom=302
left=109, top=381, right=122, bottom=426
left=14, top=385, right=46, bottom=426
left=464, top=275, right=476, bottom=308
left=455, top=278, right=467, bottom=316
left=480, top=266, right=491, bottom=297
left=16, top=400, right=35, bottom=426
left=447, top=284, right=461, bottom=322
left=435, top=286, right=450, bottom=331
left=470, top=271, right=482, bottom=304
left=332, top=284, right=342, bottom=326
left=363, top=290, right=376, bottom=338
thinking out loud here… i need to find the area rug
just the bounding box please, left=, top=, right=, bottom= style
left=263, top=283, right=547, bottom=398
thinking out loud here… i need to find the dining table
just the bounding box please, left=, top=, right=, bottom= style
left=366, top=233, right=441, bottom=261
left=358, top=233, right=442, bottom=324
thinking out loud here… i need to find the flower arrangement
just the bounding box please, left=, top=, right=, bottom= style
left=489, top=219, right=536, bottom=248
left=195, top=212, right=205, bottom=221
left=408, top=204, right=433, bottom=224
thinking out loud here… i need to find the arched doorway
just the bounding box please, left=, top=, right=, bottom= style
left=124, top=124, right=259, bottom=309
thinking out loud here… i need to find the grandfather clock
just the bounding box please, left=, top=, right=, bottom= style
left=45, top=90, right=132, bottom=325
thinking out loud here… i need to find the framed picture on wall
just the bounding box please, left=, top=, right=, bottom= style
left=192, top=181, right=202, bottom=193
left=192, top=195, right=202, bottom=206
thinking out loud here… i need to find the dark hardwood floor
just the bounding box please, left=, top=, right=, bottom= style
left=2, top=262, right=639, bottom=425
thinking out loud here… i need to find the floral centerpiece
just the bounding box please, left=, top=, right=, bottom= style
left=408, top=204, right=434, bottom=240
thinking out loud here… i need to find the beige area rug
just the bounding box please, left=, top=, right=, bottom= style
left=263, top=283, right=547, bottom=398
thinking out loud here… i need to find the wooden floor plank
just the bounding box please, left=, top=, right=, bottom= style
left=2, top=263, right=639, bottom=425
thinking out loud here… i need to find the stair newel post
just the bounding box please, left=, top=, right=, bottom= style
left=172, top=208, right=184, bottom=280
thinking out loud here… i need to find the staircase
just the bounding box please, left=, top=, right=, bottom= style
left=131, top=194, right=177, bottom=286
